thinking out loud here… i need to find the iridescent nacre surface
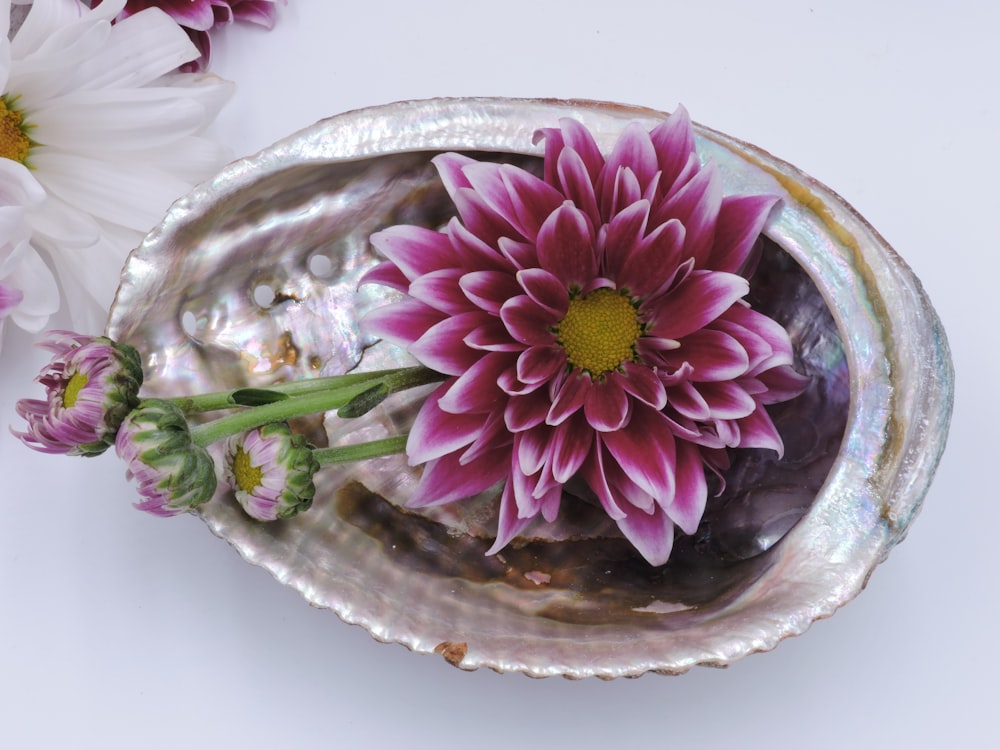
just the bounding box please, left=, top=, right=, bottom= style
left=107, top=98, right=953, bottom=678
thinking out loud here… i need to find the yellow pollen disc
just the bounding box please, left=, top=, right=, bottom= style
left=556, top=288, right=641, bottom=376
left=62, top=372, right=89, bottom=409
left=0, top=96, right=32, bottom=164
left=232, top=446, right=264, bottom=493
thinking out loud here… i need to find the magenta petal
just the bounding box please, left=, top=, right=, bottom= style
left=698, top=380, right=757, bottom=419
left=500, top=295, right=558, bottom=346
left=464, top=319, right=522, bottom=352
left=231, top=1, right=279, bottom=27
left=498, top=363, right=546, bottom=396
left=675, top=328, right=750, bottom=382
left=648, top=270, right=749, bottom=340
left=548, top=413, right=593, bottom=483
left=407, top=449, right=508, bottom=508
left=516, top=268, right=569, bottom=317
left=578, top=440, right=626, bottom=519
left=409, top=312, right=489, bottom=375
left=358, top=260, right=409, bottom=292
left=460, top=406, right=512, bottom=464
left=602, top=445, right=656, bottom=513
left=499, top=165, right=566, bottom=241
left=450, top=190, right=519, bottom=250
left=497, top=237, right=538, bottom=271
left=370, top=225, right=455, bottom=281
left=505, top=389, right=552, bottom=432
left=156, top=0, right=216, bottom=30
left=360, top=299, right=444, bottom=347
left=603, top=166, right=643, bottom=219
left=602, top=123, right=659, bottom=198
left=649, top=105, right=697, bottom=192
left=556, top=146, right=602, bottom=229
left=406, top=385, right=485, bottom=465
left=516, top=345, right=564, bottom=385
left=515, top=427, right=549, bottom=476
left=708, top=194, right=780, bottom=274
left=756, top=365, right=811, bottom=404
left=713, top=317, right=774, bottom=373
left=736, top=405, right=785, bottom=455
left=652, top=161, right=722, bottom=265
left=463, top=162, right=561, bottom=241
left=459, top=269, right=522, bottom=314
left=546, top=370, right=590, bottom=425
left=539, top=483, right=562, bottom=523
left=552, top=118, right=605, bottom=182
left=602, top=406, right=677, bottom=501
left=446, top=219, right=512, bottom=273
left=583, top=378, right=629, bottom=432
left=618, top=218, right=686, bottom=298
left=437, top=351, right=510, bottom=414
left=432, top=152, right=477, bottom=196
left=408, top=268, right=470, bottom=314
left=615, top=501, right=675, bottom=566
left=724, top=304, right=797, bottom=370
left=535, top=203, right=598, bottom=288
left=665, top=441, right=707, bottom=534
left=615, top=363, right=667, bottom=410
left=601, top=199, right=650, bottom=281
left=665, top=380, right=712, bottom=421
left=487, top=480, right=536, bottom=555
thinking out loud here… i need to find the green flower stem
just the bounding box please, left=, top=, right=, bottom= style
left=188, top=366, right=443, bottom=448
left=169, top=366, right=421, bottom=414
left=312, top=435, right=409, bottom=465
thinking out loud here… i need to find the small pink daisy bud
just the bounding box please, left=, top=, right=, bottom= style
left=224, top=422, right=319, bottom=521
left=115, top=399, right=217, bottom=517
left=14, top=331, right=143, bottom=456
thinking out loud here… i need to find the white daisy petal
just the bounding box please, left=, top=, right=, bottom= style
left=32, top=151, right=191, bottom=231
left=4, top=240, right=60, bottom=331
left=74, top=9, right=201, bottom=91
left=30, top=89, right=208, bottom=151
left=1, top=0, right=232, bottom=331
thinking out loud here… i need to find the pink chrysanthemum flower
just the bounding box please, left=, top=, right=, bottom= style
left=89, top=0, right=286, bottom=71
left=361, top=107, right=809, bottom=565
left=13, top=330, right=142, bottom=456
left=223, top=422, right=318, bottom=521
left=115, top=398, right=217, bottom=516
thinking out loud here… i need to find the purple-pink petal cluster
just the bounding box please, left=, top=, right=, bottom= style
left=361, top=107, right=808, bottom=565
left=115, top=399, right=217, bottom=516
left=223, top=422, right=318, bottom=521
left=89, top=0, right=285, bottom=71
left=13, top=330, right=143, bottom=457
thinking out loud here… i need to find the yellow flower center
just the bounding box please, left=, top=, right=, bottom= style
left=232, top=445, right=263, bottom=493
left=0, top=96, right=32, bottom=164
left=556, top=287, right=641, bottom=376
left=62, top=372, right=89, bottom=409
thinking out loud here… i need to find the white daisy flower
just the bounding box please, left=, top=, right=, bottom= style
left=0, top=158, right=58, bottom=351
left=1, top=0, right=234, bottom=332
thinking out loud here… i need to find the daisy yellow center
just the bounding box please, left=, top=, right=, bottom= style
left=62, top=372, right=89, bottom=409
left=556, top=288, right=641, bottom=375
left=232, top=446, right=263, bottom=493
left=0, top=96, right=32, bottom=164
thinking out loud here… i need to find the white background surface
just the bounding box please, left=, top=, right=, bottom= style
left=1, top=1, right=995, bottom=747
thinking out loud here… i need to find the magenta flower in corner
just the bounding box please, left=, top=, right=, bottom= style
left=89, top=0, right=286, bottom=71
left=13, top=331, right=143, bottom=456
left=361, top=106, right=809, bottom=565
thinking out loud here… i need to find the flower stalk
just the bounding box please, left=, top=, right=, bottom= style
left=186, top=366, right=442, bottom=446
